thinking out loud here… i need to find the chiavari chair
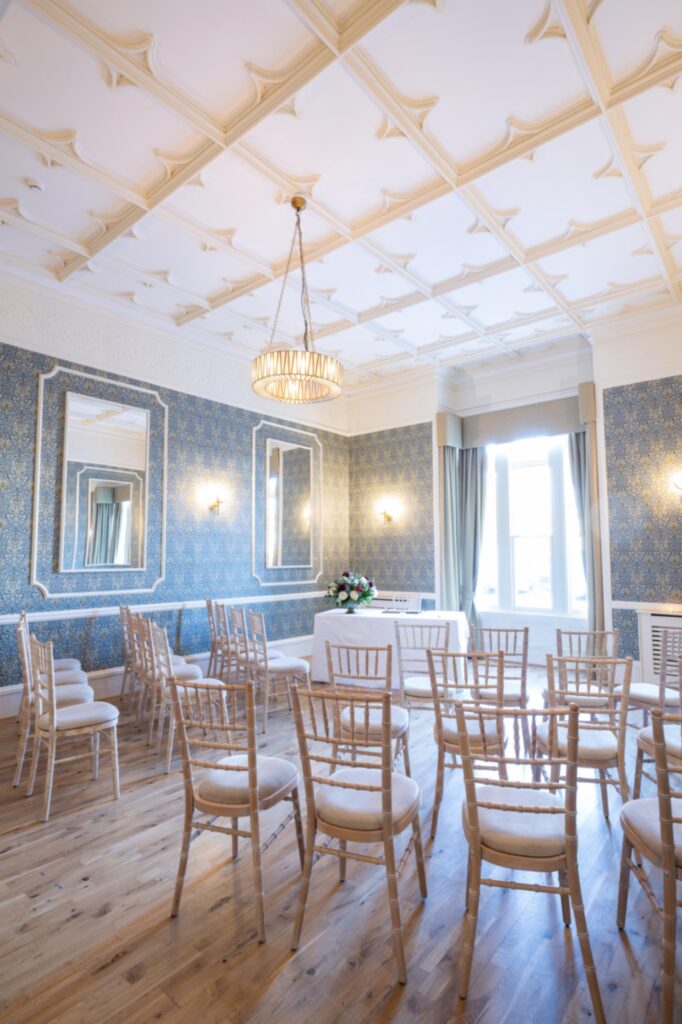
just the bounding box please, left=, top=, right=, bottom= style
left=290, top=684, right=426, bottom=984
left=557, top=627, right=619, bottom=659
left=618, top=706, right=682, bottom=1023
left=456, top=701, right=605, bottom=1022
left=214, top=601, right=239, bottom=682
left=538, top=654, right=632, bottom=819
left=620, top=626, right=682, bottom=726
left=247, top=610, right=309, bottom=732
left=26, top=636, right=119, bottom=821
left=633, top=649, right=682, bottom=798
left=470, top=625, right=529, bottom=750
left=428, top=649, right=505, bottom=839
left=170, top=676, right=303, bottom=941
left=394, top=620, right=450, bottom=709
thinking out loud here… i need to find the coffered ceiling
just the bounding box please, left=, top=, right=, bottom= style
left=0, top=0, right=681, bottom=393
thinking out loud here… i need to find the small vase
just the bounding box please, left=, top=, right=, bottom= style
left=345, top=605, right=356, bottom=614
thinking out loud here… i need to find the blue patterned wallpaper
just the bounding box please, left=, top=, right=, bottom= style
left=604, top=373, right=682, bottom=658
left=349, top=422, right=435, bottom=594
left=0, top=339, right=349, bottom=686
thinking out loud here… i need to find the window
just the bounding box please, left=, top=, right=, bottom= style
left=476, top=434, right=587, bottom=617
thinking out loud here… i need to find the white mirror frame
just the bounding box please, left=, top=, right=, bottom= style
left=30, top=365, right=168, bottom=599
left=252, top=420, right=323, bottom=587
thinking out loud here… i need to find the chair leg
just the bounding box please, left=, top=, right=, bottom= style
left=26, top=730, right=41, bottom=797
left=42, top=737, right=57, bottom=823
left=617, top=759, right=630, bottom=806
left=598, top=770, right=609, bottom=819
left=171, top=803, right=193, bottom=918
left=165, top=714, right=175, bottom=775
left=13, top=708, right=31, bottom=788
left=291, top=788, right=305, bottom=871
left=431, top=745, right=445, bottom=839
left=231, top=819, right=239, bottom=862
left=662, top=863, right=677, bottom=1024
left=558, top=868, right=571, bottom=927
left=291, top=820, right=316, bottom=950
left=566, top=856, right=605, bottom=1023
left=110, top=727, right=120, bottom=800
left=401, top=731, right=412, bottom=778
left=412, top=815, right=428, bottom=900
left=616, top=836, right=633, bottom=930
left=633, top=746, right=645, bottom=799
left=147, top=685, right=158, bottom=745
left=91, top=732, right=100, bottom=780
left=339, top=839, right=347, bottom=882
left=459, top=849, right=482, bottom=999
left=383, top=835, right=407, bottom=984
left=250, top=810, right=266, bottom=943
left=464, top=851, right=472, bottom=910
left=262, top=673, right=270, bottom=735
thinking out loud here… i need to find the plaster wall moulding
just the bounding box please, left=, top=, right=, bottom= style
left=593, top=155, right=622, bottom=180
left=101, top=61, right=136, bottom=90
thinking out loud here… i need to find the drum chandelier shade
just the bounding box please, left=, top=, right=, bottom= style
left=251, top=196, right=343, bottom=404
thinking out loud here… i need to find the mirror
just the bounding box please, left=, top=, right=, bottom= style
left=60, top=392, right=148, bottom=571
left=265, top=438, right=312, bottom=568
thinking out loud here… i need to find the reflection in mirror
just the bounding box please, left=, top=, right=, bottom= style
left=265, top=438, right=312, bottom=568
left=60, top=392, right=148, bottom=571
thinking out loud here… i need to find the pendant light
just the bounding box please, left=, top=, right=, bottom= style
left=251, top=196, right=343, bottom=404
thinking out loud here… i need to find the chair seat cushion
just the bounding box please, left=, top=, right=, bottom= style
left=637, top=723, right=682, bottom=760
left=476, top=681, right=523, bottom=703
left=617, top=682, right=680, bottom=707
left=54, top=683, right=94, bottom=706
left=404, top=675, right=432, bottom=698
left=541, top=688, right=609, bottom=709
left=316, top=767, right=420, bottom=831
left=439, top=716, right=500, bottom=748
left=53, top=669, right=89, bottom=686
left=54, top=658, right=81, bottom=672
left=463, top=784, right=566, bottom=858
left=172, top=663, right=203, bottom=681
left=196, top=754, right=298, bottom=806
left=171, top=654, right=187, bottom=666
left=40, top=701, right=119, bottom=731
left=267, top=656, right=310, bottom=675
left=621, top=797, right=682, bottom=867
left=340, top=704, right=409, bottom=738
left=536, top=722, right=617, bottom=762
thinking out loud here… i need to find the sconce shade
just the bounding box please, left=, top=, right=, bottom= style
left=251, top=348, right=343, bottom=404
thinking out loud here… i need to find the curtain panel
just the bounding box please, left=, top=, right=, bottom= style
left=439, top=444, right=487, bottom=626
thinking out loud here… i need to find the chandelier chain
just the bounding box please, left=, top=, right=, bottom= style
left=267, top=205, right=314, bottom=352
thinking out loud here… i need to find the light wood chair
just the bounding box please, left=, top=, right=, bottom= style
left=134, top=615, right=203, bottom=739
left=170, top=676, right=304, bottom=942
left=247, top=610, right=310, bottom=733
left=428, top=649, right=505, bottom=839
left=290, top=684, right=427, bottom=984
left=469, top=625, right=529, bottom=710
left=14, top=616, right=93, bottom=788
left=537, top=654, right=632, bottom=819
left=118, top=605, right=135, bottom=703
left=456, top=701, right=605, bottom=1022
left=618, top=707, right=682, bottom=1023
left=26, top=636, right=119, bottom=821
left=557, top=627, right=619, bottom=659
left=394, top=620, right=450, bottom=709
left=206, top=598, right=220, bottom=679
left=228, top=606, right=285, bottom=684
left=633, top=649, right=682, bottom=798
left=213, top=601, right=239, bottom=682
left=621, top=626, right=682, bottom=726
left=325, top=641, right=411, bottom=775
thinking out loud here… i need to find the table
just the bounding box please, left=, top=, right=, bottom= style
left=311, top=608, right=469, bottom=686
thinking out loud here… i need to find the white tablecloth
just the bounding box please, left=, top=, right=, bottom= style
left=311, top=608, right=469, bottom=686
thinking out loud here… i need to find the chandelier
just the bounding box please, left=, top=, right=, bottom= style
left=251, top=196, right=343, bottom=404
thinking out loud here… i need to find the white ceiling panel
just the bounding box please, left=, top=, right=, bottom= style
left=0, top=3, right=204, bottom=191
left=589, top=0, right=682, bottom=83
left=621, top=83, right=682, bottom=203
left=475, top=120, right=634, bottom=250
left=443, top=267, right=556, bottom=328
left=223, top=276, right=348, bottom=338
left=245, top=63, right=435, bottom=223
left=315, top=324, right=400, bottom=366
left=0, top=221, right=58, bottom=272
left=63, top=0, right=317, bottom=124
left=304, top=244, right=414, bottom=313
left=496, top=313, right=576, bottom=345
left=580, top=285, right=672, bottom=323
left=70, top=261, right=186, bottom=318
left=362, top=0, right=588, bottom=168
left=659, top=208, right=682, bottom=273
left=371, top=298, right=473, bottom=349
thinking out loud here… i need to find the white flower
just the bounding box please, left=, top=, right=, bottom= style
left=350, top=590, right=359, bottom=601
left=338, top=591, right=348, bottom=601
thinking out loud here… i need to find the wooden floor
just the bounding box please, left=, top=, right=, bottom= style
left=0, top=672, right=679, bottom=1024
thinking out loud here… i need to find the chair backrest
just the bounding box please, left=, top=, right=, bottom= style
left=229, top=607, right=249, bottom=660
left=119, top=605, right=133, bottom=661
left=247, top=610, right=269, bottom=669
left=128, top=611, right=145, bottom=675
left=17, top=612, right=32, bottom=701
left=428, top=650, right=505, bottom=746
left=170, top=676, right=256, bottom=807
left=136, top=615, right=156, bottom=681
left=150, top=621, right=174, bottom=690
left=556, top=628, right=619, bottom=659
left=214, top=601, right=231, bottom=642
left=650, top=707, right=682, bottom=877
left=660, top=628, right=682, bottom=693
left=30, top=634, right=56, bottom=730
left=546, top=654, right=632, bottom=751
left=455, top=702, right=580, bottom=854
left=206, top=599, right=218, bottom=647
left=469, top=626, right=528, bottom=697
left=394, top=620, right=449, bottom=701
left=325, top=642, right=392, bottom=691
left=291, top=684, right=394, bottom=831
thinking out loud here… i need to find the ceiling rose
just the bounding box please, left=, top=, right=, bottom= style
left=251, top=196, right=343, bottom=404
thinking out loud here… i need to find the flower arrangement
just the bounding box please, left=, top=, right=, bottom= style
left=327, top=572, right=377, bottom=613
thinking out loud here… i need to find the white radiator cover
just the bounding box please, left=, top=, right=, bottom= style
left=637, top=609, right=682, bottom=681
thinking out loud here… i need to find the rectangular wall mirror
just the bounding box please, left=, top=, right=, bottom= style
left=60, top=392, right=149, bottom=571
left=265, top=439, right=313, bottom=568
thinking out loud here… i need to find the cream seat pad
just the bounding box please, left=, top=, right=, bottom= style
left=54, top=658, right=81, bottom=672
left=54, top=683, right=94, bottom=706
left=477, top=680, right=522, bottom=703
left=439, top=716, right=500, bottom=748
left=197, top=754, right=298, bottom=806
left=621, top=798, right=682, bottom=867
left=404, top=675, right=432, bottom=698
left=316, top=767, right=419, bottom=831
left=340, top=704, right=409, bottom=737
left=172, top=663, right=203, bottom=682
left=40, top=701, right=119, bottom=731
left=536, top=722, right=617, bottom=761
left=463, top=784, right=566, bottom=858
left=637, top=723, right=682, bottom=759
left=52, top=669, right=89, bottom=687
left=616, top=682, right=679, bottom=706
left=266, top=656, right=310, bottom=675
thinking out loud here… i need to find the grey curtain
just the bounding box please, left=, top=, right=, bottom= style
left=440, top=445, right=487, bottom=626
left=89, top=502, right=120, bottom=565
left=568, top=430, right=597, bottom=631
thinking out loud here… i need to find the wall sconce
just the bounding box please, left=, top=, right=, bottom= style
left=672, top=471, right=682, bottom=494
left=208, top=496, right=224, bottom=515
left=196, top=482, right=229, bottom=517
left=377, top=497, right=401, bottom=526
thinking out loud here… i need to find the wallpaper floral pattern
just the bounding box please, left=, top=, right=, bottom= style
left=603, top=373, right=682, bottom=658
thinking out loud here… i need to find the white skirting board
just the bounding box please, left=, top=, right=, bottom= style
left=0, top=634, right=313, bottom=719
